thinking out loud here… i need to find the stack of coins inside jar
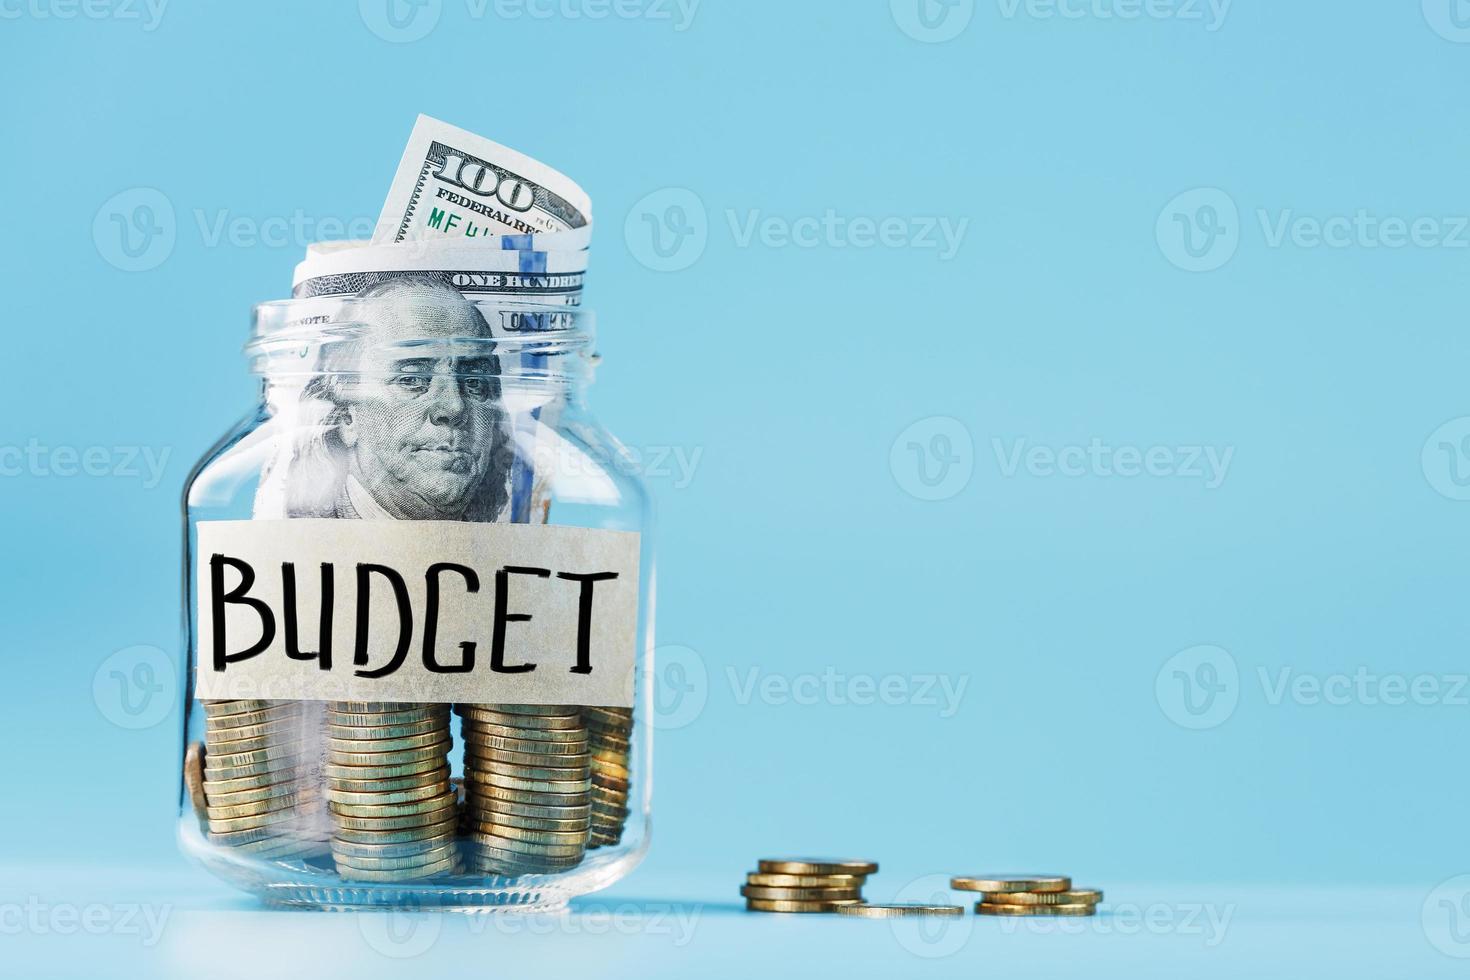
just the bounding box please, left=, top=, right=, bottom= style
left=186, top=699, right=635, bottom=880
left=196, top=700, right=328, bottom=862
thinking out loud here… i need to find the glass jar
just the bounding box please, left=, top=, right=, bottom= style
left=178, top=284, right=653, bottom=911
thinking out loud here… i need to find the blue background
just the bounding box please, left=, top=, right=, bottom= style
left=3, top=1, right=1469, bottom=975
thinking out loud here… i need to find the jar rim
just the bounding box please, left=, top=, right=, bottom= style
left=246, top=294, right=595, bottom=381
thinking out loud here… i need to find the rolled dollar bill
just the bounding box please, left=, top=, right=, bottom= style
left=373, top=114, right=591, bottom=244
left=292, top=242, right=587, bottom=303
left=304, top=225, right=592, bottom=261
left=282, top=118, right=592, bottom=527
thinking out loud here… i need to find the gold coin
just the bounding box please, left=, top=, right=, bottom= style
left=580, top=706, right=633, bottom=726
left=461, top=721, right=588, bottom=743
left=203, top=750, right=303, bottom=776
left=184, top=742, right=207, bottom=822
left=204, top=755, right=303, bottom=779
left=836, top=904, right=964, bottom=918
left=323, top=756, right=445, bottom=780
left=326, top=717, right=448, bottom=735
left=326, top=740, right=450, bottom=767
left=326, top=730, right=448, bottom=753
left=204, top=704, right=302, bottom=729
left=200, top=768, right=296, bottom=794
left=329, top=701, right=434, bottom=714
left=740, top=885, right=864, bottom=901
left=976, top=902, right=1096, bottom=916
left=327, top=708, right=446, bottom=731
left=203, top=699, right=283, bottom=715
left=474, top=823, right=589, bottom=846
left=203, top=716, right=305, bottom=741
left=467, top=795, right=592, bottom=821
left=205, top=819, right=317, bottom=843
left=459, top=840, right=583, bottom=864
left=329, top=790, right=458, bottom=819
left=745, top=872, right=867, bottom=888
left=326, top=780, right=452, bottom=807
left=206, top=794, right=300, bottom=820
left=203, top=779, right=298, bottom=807
left=470, top=747, right=593, bottom=769
left=334, top=842, right=461, bottom=872
left=464, top=846, right=585, bottom=869
left=464, top=775, right=590, bottom=799
left=337, top=856, right=459, bottom=881
left=591, top=761, right=630, bottom=782
left=460, top=732, right=589, bottom=755
left=459, top=705, right=582, bottom=723
left=759, top=858, right=879, bottom=876
left=230, top=836, right=325, bottom=859
left=464, top=703, right=581, bottom=717
left=461, top=709, right=584, bottom=730
left=207, top=826, right=291, bottom=847
left=329, top=702, right=446, bottom=717
left=464, top=851, right=581, bottom=874
left=462, top=756, right=589, bottom=779
left=331, top=800, right=459, bottom=831
left=330, top=828, right=457, bottom=858
left=465, top=757, right=588, bottom=778
left=592, top=772, right=630, bottom=793
left=332, top=815, right=458, bottom=844
left=326, top=719, right=447, bottom=741
left=204, top=720, right=307, bottom=745
left=984, top=888, right=1103, bottom=906
left=951, top=874, right=1071, bottom=894
left=745, top=899, right=860, bottom=913
left=204, top=742, right=307, bottom=769
left=201, top=729, right=309, bottom=754
left=203, top=732, right=306, bottom=759
left=469, top=771, right=592, bottom=795
left=327, top=766, right=450, bottom=794
left=591, top=796, right=630, bottom=812
left=588, top=710, right=630, bottom=726
left=201, top=758, right=304, bottom=775
left=463, top=833, right=586, bottom=858
left=465, top=811, right=590, bottom=833
left=330, top=846, right=449, bottom=868
left=208, top=807, right=302, bottom=834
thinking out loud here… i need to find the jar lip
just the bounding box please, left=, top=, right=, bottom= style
left=249, top=295, right=592, bottom=343
left=246, top=295, right=595, bottom=379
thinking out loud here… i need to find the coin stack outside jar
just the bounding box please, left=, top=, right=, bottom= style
left=741, top=859, right=877, bottom=912
left=951, top=874, right=1102, bottom=916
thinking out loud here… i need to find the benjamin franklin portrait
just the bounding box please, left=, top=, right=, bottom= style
left=283, top=278, right=514, bottom=522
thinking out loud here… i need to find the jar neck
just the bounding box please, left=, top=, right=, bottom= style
left=259, top=365, right=592, bottom=419
left=250, top=302, right=596, bottom=407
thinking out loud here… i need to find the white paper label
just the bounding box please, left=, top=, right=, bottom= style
left=194, top=519, right=639, bottom=706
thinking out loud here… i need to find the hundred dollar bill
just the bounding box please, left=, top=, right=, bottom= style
left=292, top=241, right=587, bottom=303
left=373, top=115, right=592, bottom=244
left=251, top=285, right=581, bottom=526
left=268, top=118, right=592, bottom=531
left=304, top=225, right=592, bottom=260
